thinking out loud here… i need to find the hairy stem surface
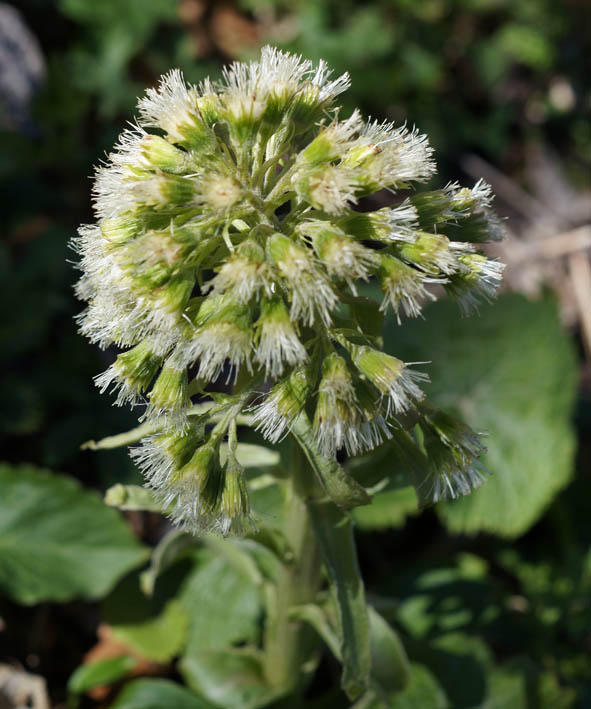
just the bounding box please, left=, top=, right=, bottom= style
left=263, top=438, right=323, bottom=693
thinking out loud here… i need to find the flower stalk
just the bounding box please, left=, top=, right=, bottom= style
left=263, top=438, right=323, bottom=692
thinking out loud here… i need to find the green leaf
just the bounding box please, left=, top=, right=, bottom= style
left=68, top=655, right=137, bottom=694
left=112, top=678, right=215, bottom=709
left=291, top=414, right=370, bottom=509
left=180, top=648, right=279, bottom=709
left=388, top=295, right=577, bottom=537
left=484, top=667, right=527, bottom=709
left=221, top=443, right=280, bottom=468
left=81, top=420, right=158, bottom=450
left=104, top=484, right=163, bottom=512
left=248, top=475, right=285, bottom=530
left=348, top=295, right=385, bottom=341
left=247, top=526, right=294, bottom=565
left=82, top=403, right=250, bottom=452
left=104, top=573, right=189, bottom=662
left=368, top=606, right=410, bottom=693
left=112, top=600, right=188, bottom=662
left=389, top=663, right=449, bottom=709
left=395, top=555, right=492, bottom=640
left=0, top=464, right=148, bottom=604
left=408, top=632, right=492, bottom=707
left=291, top=603, right=410, bottom=695
left=203, top=537, right=265, bottom=586
left=140, top=529, right=197, bottom=595
left=289, top=603, right=342, bottom=660
left=485, top=657, right=577, bottom=709
left=308, top=501, right=371, bottom=699
left=354, top=488, right=418, bottom=530
left=178, top=549, right=262, bottom=655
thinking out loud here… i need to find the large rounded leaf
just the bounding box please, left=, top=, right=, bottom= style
left=0, top=464, right=148, bottom=604
left=177, top=549, right=262, bottom=654
left=112, top=678, right=215, bottom=709
left=388, top=295, right=577, bottom=537
left=180, top=649, right=278, bottom=709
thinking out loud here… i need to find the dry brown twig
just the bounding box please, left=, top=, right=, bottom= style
left=462, top=149, right=591, bottom=358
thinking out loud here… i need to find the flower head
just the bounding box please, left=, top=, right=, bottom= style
left=74, top=47, right=504, bottom=532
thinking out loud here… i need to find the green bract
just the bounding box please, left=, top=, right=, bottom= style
left=73, top=46, right=504, bottom=534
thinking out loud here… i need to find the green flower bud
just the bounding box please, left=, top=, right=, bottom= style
left=223, top=92, right=267, bottom=143
left=147, top=364, right=190, bottom=422
left=351, top=345, right=427, bottom=416
left=195, top=91, right=223, bottom=128
left=297, top=111, right=363, bottom=166
left=117, top=229, right=186, bottom=287
left=410, top=179, right=504, bottom=244
left=397, top=231, right=457, bottom=276
left=205, top=240, right=271, bottom=303
left=174, top=294, right=253, bottom=380
left=138, top=134, right=188, bottom=172
left=255, top=297, right=307, bottom=377
left=313, top=353, right=361, bottom=457
left=199, top=173, right=243, bottom=211
left=95, top=340, right=162, bottom=405
left=219, top=452, right=253, bottom=536
left=132, top=424, right=204, bottom=495
left=253, top=368, right=312, bottom=443
left=342, top=120, right=435, bottom=192
left=445, top=252, right=505, bottom=314
left=378, top=253, right=437, bottom=320
left=141, top=173, right=198, bottom=209
left=339, top=202, right=419, bottom=244
left=163, top=441, right=223, bottom=529
left=310, top=353, right=392, bottom=457
left=417, top=407, right=488, bottom=503
left=288, top=79, right=343, bottom=130
left=304, top=222, right=377, bottom=283
left=294, top=164, right=360, bottom=215
left=138, top=70, right=216, bottom=150
left=267, top=233, right=337, bottom=326
left=153, top=273, right=194, bottom=315
left=100, top=216, right=140, bottom=244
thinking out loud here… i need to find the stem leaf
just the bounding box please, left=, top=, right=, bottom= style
left=368, top=606, right=410, bottom=693
left=104, top=484, right=163, bottom=512
left=291, top=415, right=370, bottom=509
left=308, top=501, right=371, bottom=699
left=289, top=603, right=342, bottom=660
left=140, top=529, right=197, bottom=596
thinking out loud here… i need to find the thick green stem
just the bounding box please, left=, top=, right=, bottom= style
left=263, top=439, right=323, bottom=692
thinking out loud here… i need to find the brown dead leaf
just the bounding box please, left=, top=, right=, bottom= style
left=82, top=624, right=167, bottom=701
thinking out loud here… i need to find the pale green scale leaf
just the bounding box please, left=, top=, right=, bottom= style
left=291, top=414, right=370, bottom=509
left=104, top=483, right=163, bottom=512
left=308, top=501, right=371, bottom=699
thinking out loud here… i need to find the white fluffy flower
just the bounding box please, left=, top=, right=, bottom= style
left=73, top=46, right=504, bottom=531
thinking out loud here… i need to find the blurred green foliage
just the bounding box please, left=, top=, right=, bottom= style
left=262, top=0, right=587, bottom=170
left=0, top=0, right=588, bottom=706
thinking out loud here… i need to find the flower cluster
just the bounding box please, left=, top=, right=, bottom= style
left=73, top=47, right=504, bottom=533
